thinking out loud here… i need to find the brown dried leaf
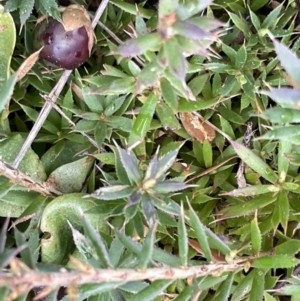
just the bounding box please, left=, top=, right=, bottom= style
left=188, top=238, right=225, bottom=262
left=62, top=4, right=90, bottom=31
left=17, top=48, right=43, bottom=82
left=62, top=4, right=94, bottom=54
left=180, top=112, right=215, bottom=143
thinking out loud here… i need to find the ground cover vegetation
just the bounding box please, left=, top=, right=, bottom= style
left=1, top=0, right=300, bottom=300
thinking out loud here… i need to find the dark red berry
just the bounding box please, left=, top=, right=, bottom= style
left=37, top=19, right=90, bottom=70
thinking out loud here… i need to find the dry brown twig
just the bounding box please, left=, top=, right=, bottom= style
left=12, top=0, right=110, bottom=169
left=0, top=159, right=61, bottom=196
left=3, top=257, right=247, bottom=293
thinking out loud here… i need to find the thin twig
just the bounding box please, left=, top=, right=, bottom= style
left=0, top=160, right=61, bottom=196
left=3, top=257, right=246, bottom=290
left=12, top=0, right=109, bottom=169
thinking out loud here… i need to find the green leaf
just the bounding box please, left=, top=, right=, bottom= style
left=260, top=107, right=300, bottom=123
left=155, top=144, right=183, bottom=179
left=250, top=0, right=269, bottom=11
left=230, top=140, right=278, bottom=184
left=46, top=157, right=94, bottom=194
left=231, top=270, right=254, bottom=300
left=90, top=185, right=134, bottom=201
left=262, top=3, right=283, bottom=29
left=278, top=190, right=289, bottom=234
left=128, top=280, right=173, bottom=301
left=203, top=140, right=213, bottom=168
left=278, top=141, right=292, bottom=182
left=110, top=0, right=155, bottom=18
left=158, top=0, right=178, bottom=17
left=0, top=134, right=46, bottom=181
left=252, top=255, right=300, bottom=269
left=82, top=214, right=113, bottom=268
left=235, top=45, right=247, bottom=69
left=227, top=11, right=250, bottom=38
left=178, top=203, right=188, bottom=267
left=0, top=4, right=15, bottom=84
left=19, top=0, right=34, bottom=29
left=188, top=201, right=212, bottom=262
left=138, top=223, right=156, bottom=270
left=14, top=227, right=35, bottom=269
left=36, top=0, right=61, bottom=21
left=213, top=272, right=234, bottom=301
left=115, top=143, right=142, bottom=185
left=163, top=38, right=187, bottom=82
left=251, top=211, right=261, bottom=255
left=249, top=270, right=265, bottom=301
left=40, top=193, right=107, bottom=264
left=129, top=93, right=158, bottom=144
left=153, top=181, right=188, bottom=194
left=116, top=33, right=161, bottom=57
left=115, top=229, right=182, bottom=267
left=275, top=240, right=300, bottom=256
left=160, top=78, right=178, bottom=111
left=176, top=0, right=213, bottom=20
left=0, top=73, right=17, bottom=113
left=219, top=193, right=277, bottom=220
left=249, top=9, right=261, bottom=31
left=155, top=101, right=181, bottom=130
left=272, top=39, right=300, bottom=88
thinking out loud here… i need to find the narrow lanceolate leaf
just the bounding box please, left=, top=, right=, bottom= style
left=260, top=107, right=300, bottom=123
left=260, top=88, right=300, bottom=108
left=218, top=193, right=277, bottom=220
left=278, top=190, right=289, bottom=234
left=249, top=270, right=265, bottom=301
left=231, top=270, right=255, bottom=300
left=278, top=141, right=292, bottom=182
left=250, top=211, right=261, bottom=255
left=0, top=73, right=17, bottom=113
left=90, top=185, right=133, bottom=200
left=129, top=280, right=173, bottom=301
left=272, top=38, right=300, bottom=88
left=82, top=214, right=113, bottom=268
left=213, top=272, right=234, bottom=301
left=172, top=21, right=213, bottom=40
left=14, top=228, right=35, bottom=269
left=230, top=140, right=278, bottom=184
left=144, top=150, right=159, bottom=181
left=155, top=144, right=184, bottom=179
left=129, top=93, right=158, bottom=145
left=153, top=181, right=189, bottom=194
left=115, top=143, right=142, bottom=185
left=188, top=201, right=212, bottom=262
left=252, top=255, right=300, bottom=269
left=115, top=33, right=161, bottom=57
left=68, top=221, right=96, bottom=261
left=205, top=227, right=231, bottom=256
left=138, top=223, right=156, bottom=270
left=222, top=185, right=279, bottom=197
left=142, top=194, right=157, bottom=227
left=163, top=38, right=187, bottom=82
left=178, top=203, right=188, bottom=267
left=19, top=0, right=34, bottom=29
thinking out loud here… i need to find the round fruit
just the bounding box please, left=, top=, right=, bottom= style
left=37, top=18, right=90, bottom=70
